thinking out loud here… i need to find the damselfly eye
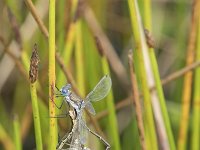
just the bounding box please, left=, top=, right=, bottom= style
left=62, top=89, right=67, bottom=94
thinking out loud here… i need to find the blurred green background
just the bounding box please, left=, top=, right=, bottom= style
left=0, top=0, right=199, bottom=150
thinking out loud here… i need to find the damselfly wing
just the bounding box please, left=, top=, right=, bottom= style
left=84, top=75, right=112, bottom=115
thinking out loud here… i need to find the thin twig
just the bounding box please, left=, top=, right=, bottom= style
left=128, top=51, right=146, bottom=150
left=96, top=60, right=200, bottom=120
left=7, top=8, right=22, bottom=48
left=55, top=52, right=79, bottom=94
left=160, top=60, right=200, bottom=86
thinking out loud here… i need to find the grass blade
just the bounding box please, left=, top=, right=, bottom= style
left=75, top=20, right=86, bottom=96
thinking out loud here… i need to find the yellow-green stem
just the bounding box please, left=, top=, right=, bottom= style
left=127, top=0, right=158, bottom=149
left=30, top=83, right=43, bottom=150
left=49, top=0, right=57, bottom=149
left=13, top=115, right=22, bottom=150
left=75, top=20, right=85, bottom=96
left=191, top=15, right=200, bottom=150
left=102, top=56, right=121, bottom=150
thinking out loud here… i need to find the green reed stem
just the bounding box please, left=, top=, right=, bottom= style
left=13, top=115, right=22, bottom=150
left=102, top=56, right=121, bottom=150
left=142, top=1, right=176, bottom=150
left=191, top=16, right=200, bottom=150
left=56, top=23, right=76, bottom=87
left=30, top=83, right=43, bottom=150
left=75, top=20, right=85, bottom=96
left=49, top=0, right=57, bottom=149
left=127, top=0, right=158, bottom=149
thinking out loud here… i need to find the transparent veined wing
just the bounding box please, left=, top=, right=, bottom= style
left=85, top=75, right=112, bottom=102
left=85, top=102, right=96, bottom=115
left=78, top=116, right=88, bottom=145
left=69, top=127, right=82, bottom=150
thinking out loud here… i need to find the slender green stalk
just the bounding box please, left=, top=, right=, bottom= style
left=13, top=115, right=22, bottom=150
left=56, top=23, right=76, bottom=87
left=142, top=1, right=176, bottom=149
left=191, top=16, right=200, bottom=150
left=102, top=56, right=121, bottom=150
left=49, top=0, right=57, bottom=149
left=75, top=20, right=85, bottom=96
left=127, top=0, right=158, bottom=149
left=30, top=83, right=43, bottom=150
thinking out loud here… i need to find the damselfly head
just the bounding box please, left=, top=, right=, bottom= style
left=60, top=84, right=71, bottom=96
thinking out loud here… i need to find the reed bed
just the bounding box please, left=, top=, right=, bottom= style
left=0, top=0, right=199, bottom=150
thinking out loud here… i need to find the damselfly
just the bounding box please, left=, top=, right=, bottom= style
left=54, top=75, right=112, bottom=150
left=57, top=110, right=90, bottom=150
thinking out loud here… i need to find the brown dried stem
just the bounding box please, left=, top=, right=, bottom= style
left=128, top=51, right=146, bottom=150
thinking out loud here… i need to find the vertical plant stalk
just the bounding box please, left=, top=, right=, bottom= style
left=75, top=20, right=85, bottom=96
left=29, top=45, right=43, bottom=150
left=127, top=0, right=159, bottom=149
left=101, top=57, right=121, bottom=150
left=128, top=51, right=146, bottom=150
left=30, top=84, right=43, bottom=150
left=13, top=115, right=22, bottom=150
left=142, top=0, right=176, bottom=149
left=178, top=1, right=200, bottom=149
left=191, top=13, right=200, bottom=150
left=49, top=0, right=57, bottom=149
left=96, top=38, right=121, bottom=150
